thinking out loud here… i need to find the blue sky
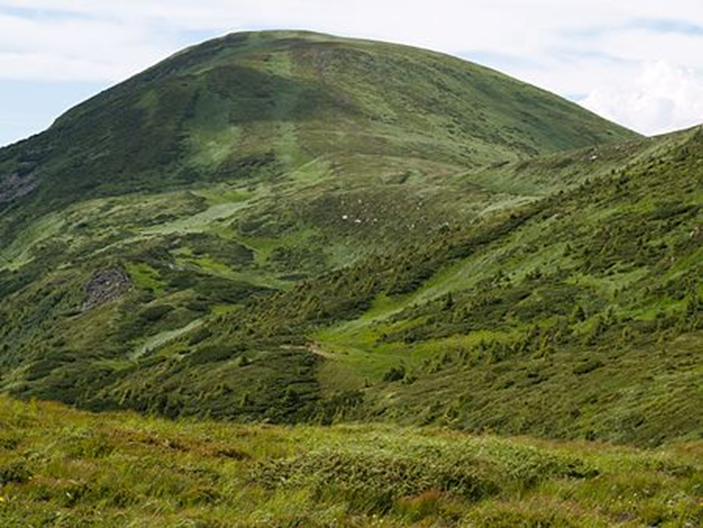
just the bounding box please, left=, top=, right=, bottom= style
left=2, top=0, right=703, bottom=146
left=0, top=80, right=107, bottom=145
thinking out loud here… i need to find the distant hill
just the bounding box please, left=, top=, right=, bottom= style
left=0, top=31, right=635, bottom=208
left=3, top=32, right=700, bottom=447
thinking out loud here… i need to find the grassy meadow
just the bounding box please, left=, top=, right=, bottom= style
left=1, top=396, right=702, bottom=527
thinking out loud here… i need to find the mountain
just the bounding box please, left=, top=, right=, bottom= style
left=0, top=31, right=635, bottom=208
left=1, top=31, right=700, bottom=447
left=0, top=31, right=638, bottom=316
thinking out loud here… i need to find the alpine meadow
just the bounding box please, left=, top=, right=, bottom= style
left=0, top=30, right=701, bottom=527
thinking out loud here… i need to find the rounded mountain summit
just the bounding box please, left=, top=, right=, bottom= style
left=1, top=30, right=638, bottom=208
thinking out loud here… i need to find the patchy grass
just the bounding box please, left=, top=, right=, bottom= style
left=0, top=396, right=701, bottom=527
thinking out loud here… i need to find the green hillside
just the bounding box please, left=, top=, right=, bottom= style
left=0, top=31, right=636, bottom=252
left=0, top=33, right=639, bottom=381
left=1, top=396, right=701, bottom=527
left=0, top=30, right=635, bottom=209
left=23, top=124, right=692, bottom=446
left=6, top=124, right=699, bottom=445
left=1, top=30, right=701, bottom=451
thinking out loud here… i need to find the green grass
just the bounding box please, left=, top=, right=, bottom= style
left=124, top=262, right=165, bottom=294
left=0, top=211, right=65, bottom=271
left=0, top=396, right=701, bottom=527
left=132, top=318, right=204, bottom=359
left=142, top=200, right=252, bottom=235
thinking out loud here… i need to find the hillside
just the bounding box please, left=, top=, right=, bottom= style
left=20, top=124, right=693, bottom=446
left=0, top=33, right=639, bottom=382
left=0, top=31, right=635, bottom=209
left=0, top=30, right=637, bottom=247
left=1, top=396, right=702, bottom=527
left=1, top=31, right=701, bottom=448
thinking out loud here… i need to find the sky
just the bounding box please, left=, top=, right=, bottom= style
left=2, top=1, right=703, bottom=146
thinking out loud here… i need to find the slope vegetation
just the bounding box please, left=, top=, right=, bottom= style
left=3, top=32, right=700, bottom=447
left=0, top=31, right=635, bottom=210
left=2, top=125, right=699, bottom=445
left=1, top=396, right=701, bottom=527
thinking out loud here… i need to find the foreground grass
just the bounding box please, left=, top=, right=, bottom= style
left=1, top=397, right=701, bottom=527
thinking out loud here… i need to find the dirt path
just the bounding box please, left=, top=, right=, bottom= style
left=306, top=342, right=336, bottom=358
left=281, top=342, right=336, bottom=359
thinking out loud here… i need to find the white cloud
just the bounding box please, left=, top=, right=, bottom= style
left=0, top=11, right=173, bottom=81
left=581, top=61, right=703, bottom=135
left=1, top=0, right=703, bottom=135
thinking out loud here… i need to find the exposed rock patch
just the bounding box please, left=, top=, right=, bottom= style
left=82, top=269, right=131, bottom=311
left=0, top=169, right=39, bottom=202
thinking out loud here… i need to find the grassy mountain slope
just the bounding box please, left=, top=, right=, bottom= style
left=305, top=128, right=703, bottom=444
left=104, top=129, right=703, bottom=442
left=2, top=31, right=700, bottom=448
left=2, top=125, right=699, bottom=446
left=0, top=31, right=638, bottom=273
left=313, top=128, right=701, bottom=445
left=1, top=396, right=702, bottom=527
left=0, top=31, right=635, bottom=209
left=0, top=33, right=641, bottom=380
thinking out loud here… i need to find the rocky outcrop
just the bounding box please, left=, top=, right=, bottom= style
left=0, top=168, right=39, bottom=202
left=82, top=269, right=131, bottom=311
